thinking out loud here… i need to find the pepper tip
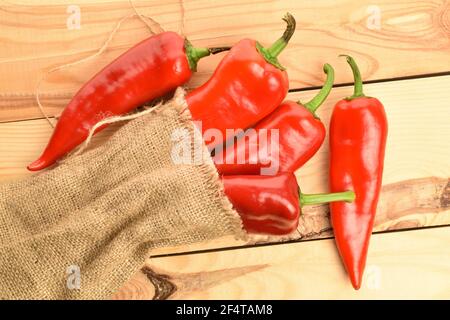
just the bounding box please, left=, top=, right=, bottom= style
left=351, top=281, right=362, bottom=290
left=349, top=270, right=363, bottom=290
left=27, top=158, right=48, bottom=171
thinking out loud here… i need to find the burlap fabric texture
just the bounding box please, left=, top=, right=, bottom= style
left=0, top=88, right=246, bottom=299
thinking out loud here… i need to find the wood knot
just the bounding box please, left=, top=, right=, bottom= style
left=141, top=266, right=177, bottom=300
left=440, top=179, right=450, bottom=208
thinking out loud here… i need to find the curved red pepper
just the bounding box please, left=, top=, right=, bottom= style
left=213, top=64, right=334, bottom=175
left=329, top=55, right=388, bottom=290
left=28, top=32, right=228, bottom=171
left=222, top=173, right=355, bottom=235
left=187, top=13, right=296, bottom=151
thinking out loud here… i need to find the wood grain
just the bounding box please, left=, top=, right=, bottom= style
left=113, top=226, right=450, bottom=299
left=0, top=75, right=448, bottom=254
left=1, top=0, right=449, bottom=121
left=1, top=1, right=449, bottom=299
left=295, top=176, right=450, bottom=241
left=138, top=175, right=450, bottom=257
left=1, top=75, right=448, bottom=184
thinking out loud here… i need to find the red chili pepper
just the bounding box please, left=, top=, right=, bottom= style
left=213, top=64, right=334, bottom=175
left=187, top=13, right=295, bottom=151
left=329, top=55, right=388, bottom=290
left=222, top=173, right=355, bottom=235
left=28, top=33, right=229, bottom=171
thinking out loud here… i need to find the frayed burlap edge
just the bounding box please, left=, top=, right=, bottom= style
left=170, top=88, right=247, bottom=242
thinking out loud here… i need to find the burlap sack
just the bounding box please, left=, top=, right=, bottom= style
left=0, top=88, right=246, bottom=300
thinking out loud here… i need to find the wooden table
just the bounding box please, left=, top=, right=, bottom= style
left=0, top=0, right=449, bottom=299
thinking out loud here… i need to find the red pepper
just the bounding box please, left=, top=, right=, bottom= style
left=187, top=13, right=295, bottom=151
left=214, top=64, right=334, bottom=175
left=329, top=55, right=388, bottom=290
left=222, top=173, right=355, bottom=235
left=28, top=32, right=229, bottom=171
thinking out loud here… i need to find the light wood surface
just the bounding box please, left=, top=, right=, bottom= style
left=2, top=75, right=449, bottom=185
left=1, top=75, right=448, bottom=254
left=1, top=0, right=449, bottom=299
left=144, top=175, right=450, bottom=257
left=1, top=0, right=450, bottom=121
left=114, top=226, right=450, bottom=299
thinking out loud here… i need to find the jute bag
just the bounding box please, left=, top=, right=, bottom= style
left=0, top=89, right=246, bottom=299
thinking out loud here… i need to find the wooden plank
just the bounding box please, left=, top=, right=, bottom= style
left=144, top=175, right=450, bottom=257
left=0, top=119, right=126, bottom=181
left=113, top=226, right=450, bottom=299
left=1, top=0, right=450, bottom=121
left=0, top=75, right=448, bottom=254
left=1, top=75, right=448, bottom=183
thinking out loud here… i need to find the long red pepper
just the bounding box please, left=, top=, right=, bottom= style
left=222, top=173, right=355, bottom=235
left=214, top=64, right=334, bottom=175
left=28, top=33, right=229, bottom=171
left=329, top=55, right=388, bottom=290
left=187, top=13, right=295, bottom=151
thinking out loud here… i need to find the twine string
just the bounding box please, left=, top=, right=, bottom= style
left=179, top=0, right=186, bottom=36
left=36, top=0, right=164, bottom=128
left=71, top=87, right=186, bottom=158
left=71, top=102, right=163, bottom=157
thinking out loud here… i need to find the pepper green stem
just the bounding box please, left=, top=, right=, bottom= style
left=185, top=40, right=231, bottom=72
left=303, top=63, right=335, bottom=116
left=300, top=190, right=355, bottom=207
left=256, top=12, right=296, bottom=70
left=340, top=54, right=365, bottom=99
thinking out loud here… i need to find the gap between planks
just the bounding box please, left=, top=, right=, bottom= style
left=113, top=226, right=450, bottom=299
left=0, top=75, right=448, bottom=256
left=2, top=70, right=450, bottom=124
left=151, top=223, right=450, bottom=259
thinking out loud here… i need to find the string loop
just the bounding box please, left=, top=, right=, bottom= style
left=36, top=0, right=164, bottom=128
